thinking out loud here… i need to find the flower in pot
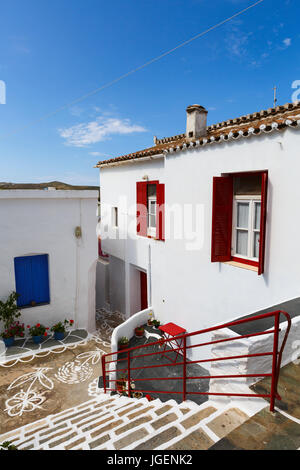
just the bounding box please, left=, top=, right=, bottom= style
left=11, top=321, right=25, bottom=338
left=116, top=374, right=127, bottom=393
left=152, top=320, right=161, bottom=329
left=147, top=312, right=154, bottom=326
left=1, top=327, right=16, bottom=348
left=51, top=319, right=74, bottom=341
left=1, top=321, right=26, bottom=347
left=28, top=324, right=48, bottom=344
left=135, top=326, right=145, bottom=338
left=118, top=336, right=129, bottom=350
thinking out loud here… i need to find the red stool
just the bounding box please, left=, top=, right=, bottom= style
left=159, top=322, right=186, bottom=363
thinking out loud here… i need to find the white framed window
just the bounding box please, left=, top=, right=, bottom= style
left=232, top=195, right=261, bottom=260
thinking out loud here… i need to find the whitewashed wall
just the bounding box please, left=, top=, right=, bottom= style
left=99, top=127, right=300, bottom=358
left=0, top=190, right=98, bottom=332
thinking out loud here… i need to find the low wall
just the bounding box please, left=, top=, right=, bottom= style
left=108, top=307, right=154, bottom=390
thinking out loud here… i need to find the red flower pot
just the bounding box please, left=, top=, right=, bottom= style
left=135, top=328, right=144, bottom=337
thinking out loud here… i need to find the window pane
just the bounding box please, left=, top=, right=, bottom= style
left=149, top=214, right=156, bottom=228
left=254, top=203, right=261, bottom=230
left=237, top=202, right=249, bottom=228
left=236, top=230, right=248, bottom=256
left=149, top=200, right=156, bottom=215
left=254, top=232, right=260, bottom=259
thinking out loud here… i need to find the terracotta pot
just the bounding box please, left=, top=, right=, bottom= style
left=135, top=329, right=144, bottom=337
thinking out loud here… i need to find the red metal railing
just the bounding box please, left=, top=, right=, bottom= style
left=101, top=310, right=291, bottom=412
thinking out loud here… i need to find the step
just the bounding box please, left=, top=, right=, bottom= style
left=0, top=391, right=256, bottom=450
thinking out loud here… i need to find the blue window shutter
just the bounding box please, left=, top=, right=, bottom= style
left=14, top=257, right=34, bottom=308
left=14, top=255, right=50, bottom=307
left=31, top=255, right=50, bottom=304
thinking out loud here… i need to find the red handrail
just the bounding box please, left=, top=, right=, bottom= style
left=101, top=310, right=291, bottom=412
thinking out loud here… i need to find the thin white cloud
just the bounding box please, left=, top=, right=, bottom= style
left=283, top=38, right=291, bottom=47
left=59, top=116, right=146, bottom=147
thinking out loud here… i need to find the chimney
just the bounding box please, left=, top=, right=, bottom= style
left=186, top=105, right=208, bottom=140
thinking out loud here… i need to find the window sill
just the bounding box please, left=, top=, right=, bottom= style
left=224, top=261, right=258, bottom=272
left=19, top=302, right=50, bottom=310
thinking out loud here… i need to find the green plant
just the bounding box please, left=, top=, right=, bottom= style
left=119, top=336, right=129, bottom=345
left=0, top=441, right=18, bottom=450
left=0, top=292, right=21, bottom=330
left=1, top=321, right=24, bottom=339
left=27, top=324, right=48, bottom=337
left=135, top=326, right=144, bottom=332
left=152, top=320, right=161, bottom=328
left=51, top=319, right=74, bottom=333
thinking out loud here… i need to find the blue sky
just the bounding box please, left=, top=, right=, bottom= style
left=0, top=0, right=299, bottom=186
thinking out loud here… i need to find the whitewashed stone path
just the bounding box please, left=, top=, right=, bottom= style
left=0, top=309, right=267, bottom=450
left=0, top=384, right=255, bottom=450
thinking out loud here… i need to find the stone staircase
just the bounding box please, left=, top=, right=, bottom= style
left=0, top=390, right=254, bottom=450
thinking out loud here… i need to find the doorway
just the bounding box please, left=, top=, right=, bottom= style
left=140, top=271, right=148, bottom=311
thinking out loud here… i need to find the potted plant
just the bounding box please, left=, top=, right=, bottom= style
left=152, top=320, right=161, bottom=329
left=135, top=326, right=145, bottom=338
left=116, top=375, right=135, bottom=397
left=0, top=441, right=18, bottom=450
left=1, top=321, right=25, bottom=348
left=1, top=326, right=16, bottom=348
left=27, top=324, right=48, bottom=344
left=51, top=319, right=74, bottom=341
left=118, top=336, right=130, bottom=350
left=116, top=374, right=127, bottom=393
left=147, top=312, right=154, bottom=326
left=11, top=321, right=25, bottom=338
left=0, top=292, right=21, bottom=341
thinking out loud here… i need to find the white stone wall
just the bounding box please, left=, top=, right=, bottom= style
left=0, top=190, right=98, bottom=332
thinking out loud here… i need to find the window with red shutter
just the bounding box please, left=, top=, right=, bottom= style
left=211, top=171, right=268, bottom=275
left=136, top=180, right=165, bottom=241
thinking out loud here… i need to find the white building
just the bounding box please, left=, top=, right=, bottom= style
left=0, top=189, right=98, bottom=332
left=96, top=102, right=300, bottom=346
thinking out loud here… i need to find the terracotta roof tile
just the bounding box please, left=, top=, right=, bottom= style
left=95, top=102, right=300, bottom=167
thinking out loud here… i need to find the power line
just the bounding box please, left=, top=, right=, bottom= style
left=1, top=0, right=265, bottom=139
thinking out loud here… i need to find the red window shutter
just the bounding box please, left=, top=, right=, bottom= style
left=156, top=183, right=165, bottom=241
left=136, top=182, right=148, bottom=237
left=211, top=176, right=233, bottom=262
left=258, top=171, right=268, bottom=275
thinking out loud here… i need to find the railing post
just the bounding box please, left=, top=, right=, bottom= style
left=270, top=312, right=280, bottom=412
left=127, top=350, right=131, bottom=398
left=183, top=336, right=187, bottom=402
left=102, top=355, right=107, bottom=394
